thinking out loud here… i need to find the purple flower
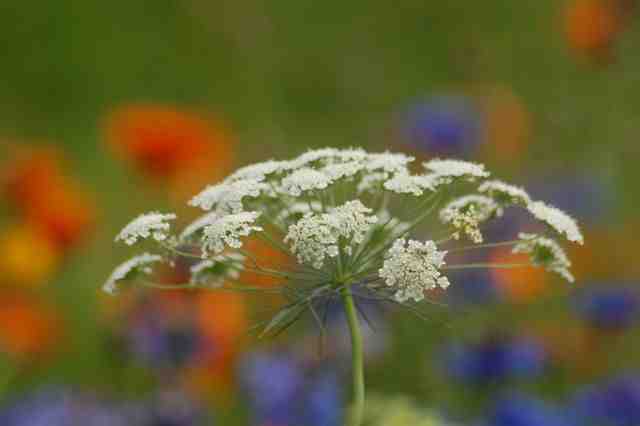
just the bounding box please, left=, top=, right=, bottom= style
left=125, top=297, right=212, bottom=372
left=0, top=388, right=129, bottom=426
left=480, top=395, right=571, bottom=426
left=403, top=96, right=483, bottom=157
left=239, top=351, right=343, bottom=426
left=572, top=376, right=640, bottom=426
left=443, top=335, right=546, bottom=385
left=574, top=285, right=639, bottom=330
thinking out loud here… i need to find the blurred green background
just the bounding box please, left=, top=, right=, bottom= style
left=0, top=0, right=639, bottom=425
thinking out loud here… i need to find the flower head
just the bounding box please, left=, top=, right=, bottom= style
left=189, top=178, right=268, bottom=212
left=423, top=158, right=489, bottom=181
left=280, top=168, right=333, bottom=196
left=115, top=212, right=176, bottom=245
left=201, top=211, right=262, bottom=254
left=479, top=180, right=531, bottom=205
left=105, top=147, right=582, bottom=350
left=527, top=201, right=584, bottom=244
left=379, top=239, right=449, bottom=302
left=403, top=96, right=483, bottom=157
left=440, top=195, right=502, bottom=243
left=190, top=254, right=244, bottom=287
left=103, top=253, right=162, bottom=294
left=285, top=200, right=377, bottom=269
left=104, top=104, right=233, bottom=181
left=383, top=173, right=437, bottom=196
left=513, top=233, right=574, bottom=282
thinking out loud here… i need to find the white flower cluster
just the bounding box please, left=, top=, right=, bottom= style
left=107, top=147, right=584, bottom=312
left=103, top=253, right=162, bottom=294
left=179, top=211, right=220, bottom=241
left=478, top=180, right=531, bottom=205
left=201, top=211, right=263, bottom=255
left=423, top=158, right=489, bottom=181
left=189, top=253, right=244, bottom=287
left=440, top=195, right=502, bottom=243
left=527, top=201, right=584, bottom=245
left=379, top=238, right=449, bottom=303
left=280, top=168, right=333, bottom=196
left=284, top=200, right=377, bottom=269
left=115, top=212, right=176, bottom=245
left=513, top=233, right=574, bottom=282
left=189, top=178, right=268, bottom=212
left=383, top=173, right=437, bottom=196
left=225, top=159, right=288, bottom=182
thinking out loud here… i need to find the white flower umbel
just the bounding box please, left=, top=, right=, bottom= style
left=379, top=239, right=449, bottom=303
left=365, top=152, right=414, bottom=174
left=189, top=253, right=244, bottom=287
left=225, top=159, right=288, bottom=182
left=115, top=212, right=176, bottom=245
left=280, top=167, right=333, bottom=196
left=383, top=173, right=437, bottom=196
left=103, top=253, right=162, bottom=294
left=322, top=161, right=365, bottom=181
left=202, top=211, right=263, bottom=255
left=106, top=147, right=584, bottom=426
left=440, top=195, right=502, bottom=243
left=478, top=180, right=531, bottom=205
left=513, top=233, right=574, bottom=282
left=527, top=201, right=584, bottom=245
left=180, top=211, right=220, bottom=241
left=285, top=200, right=377, bottom=269
left=423, top=158, right=489, bottom=181
left=189, top=178, right=268, bottom=213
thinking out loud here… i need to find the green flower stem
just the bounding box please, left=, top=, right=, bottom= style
left=341, top=285, right=365, bottom=426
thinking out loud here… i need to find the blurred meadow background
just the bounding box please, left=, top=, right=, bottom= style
left=0, top=0, right=639, bottom=424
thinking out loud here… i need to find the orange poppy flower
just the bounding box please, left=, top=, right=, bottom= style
left=481, top=87, right=531, bottom=166
left=23, top=179, right=95, bottom=251
left=1, top=148, right=95, bottom=251
left=0, top=225, right=60, bottom=288
left=2, top=147, right=64, bottom=211
left=565, top=0, right=621, bottom=62
left=0, top=294, right=62, bottom=360
left=490, top=248, right=550, bottom=304
left=104, top=104, right=234, bottom=183
left=179, top=291, right=248, bottom=397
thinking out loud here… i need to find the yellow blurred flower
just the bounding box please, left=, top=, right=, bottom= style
left=0, top=225, right=60, bottom=287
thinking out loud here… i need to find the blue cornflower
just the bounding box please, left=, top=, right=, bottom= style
left=574, top=286, right=639, bottom=330
left=444, top=336, right=546, bottom=385
left=480, top=395, right=571, bottom=426
left=0, top=388, right=129, bottom=426
left=403, top=96, right=483, bottom=157
left=239, top=351, right=343, bottom=426
left=571, top=376, right=640, bottom=426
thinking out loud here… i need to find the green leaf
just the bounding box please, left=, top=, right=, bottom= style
left=259, top=303, right=305, bottom=338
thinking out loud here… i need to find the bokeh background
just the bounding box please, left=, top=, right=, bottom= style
left=0, top=1, right=639, bottom=424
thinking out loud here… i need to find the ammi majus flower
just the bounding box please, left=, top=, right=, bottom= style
left=104, top=147, right=583, bottom=426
